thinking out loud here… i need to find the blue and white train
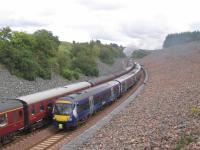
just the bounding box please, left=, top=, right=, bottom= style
left=52, top=63, right=142, bottom=129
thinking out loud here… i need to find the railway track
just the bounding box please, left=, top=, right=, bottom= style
left=3, top=69, right=145, bottom=150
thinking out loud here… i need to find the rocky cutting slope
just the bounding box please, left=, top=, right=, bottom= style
left=79, top=42, right=200, bottom=150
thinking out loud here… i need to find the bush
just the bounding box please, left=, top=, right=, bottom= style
left=16, top=58, right=39, bottom=80
left=191, top=105, right=199, bottom=116
left=72, top=52, right=99, bottom=77
left=73, top=71, right=80, bottom=80
left=74, top=68, right=81, bottom=74
left=38, top=67, right=51, bottom=79
left=0, top=44, right=39, bottom=80
left=99, top=47, right=115, bottom=65
left=48, top=57, right=59, bottom=73
left=84, top=67, right=99, bottom=76
left=175, top=135, right=193, bottom=150
left=57, top=50, right=72, bottom=71
left=61, top=69, right=73, bottom=80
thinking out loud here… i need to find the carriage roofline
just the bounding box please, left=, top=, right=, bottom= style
left=17, top=82, right=91, bottom=105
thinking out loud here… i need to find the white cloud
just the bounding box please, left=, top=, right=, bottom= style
left=75, top=0, right=125, bottom=11
left=1, top=0, right=200, bottom=49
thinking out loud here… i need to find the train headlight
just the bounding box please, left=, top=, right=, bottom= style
left=68, top=117, right=72, bottom=121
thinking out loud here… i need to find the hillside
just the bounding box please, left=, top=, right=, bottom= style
left=0, top=27, right=125, bottom=81
left=131, top=49, right=152, bottom=59
left=0, top=57, right=127, bottom=99
left=163, top=31, right=200, bottom=48
left=79, top=42, right=200, bottom=149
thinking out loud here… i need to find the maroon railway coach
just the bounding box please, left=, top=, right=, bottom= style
left=0, top=99, right=24, bottom=144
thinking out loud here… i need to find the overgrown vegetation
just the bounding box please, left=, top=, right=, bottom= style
left=0, top=27, right=60, bottom=80
left=99, top=43, right=125, bottom=64
left=163, top=31, right=200, bottom=48
left=131, top=49, right=151, bottom=59
left=191, top=105, right=199, bottom=117
left=175, top=135, right=194, bottom=150
left=0, top=27, right=125, bottom=80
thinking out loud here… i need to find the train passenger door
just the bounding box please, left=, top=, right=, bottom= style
left=111, top=87, right=114, bottom=101
left=22, top=101, right=29, bottom=130
left=89, top=96, right=94, bottom=115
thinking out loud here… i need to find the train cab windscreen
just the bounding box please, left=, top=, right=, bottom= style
left=53, top=103, right=73, bottom=115
left=0, top=113, right=8, bottom=127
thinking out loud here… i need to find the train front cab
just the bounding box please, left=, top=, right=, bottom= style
left=53, top=100, right=78, bottom=129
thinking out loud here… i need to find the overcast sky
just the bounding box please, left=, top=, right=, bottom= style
left=1, top=0, right=200, bottom=49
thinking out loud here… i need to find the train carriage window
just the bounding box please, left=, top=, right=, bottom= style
left=19, top=110, right=23, bottom=117
left=78, top=101, right=89, bottom=113
left=115, top=86, right=119, bottom=92
left=98, top=95, right=101, bottom=104
left=82, top=101, right=89, bottom=110
left=77, top=104, right=82, bottom=113
left=98, top=95, right=102, bottom=103
left=104, top=90, right=111, bottom=99
left=47, top=103, right=53, bottom=111
left=40, top=102, right=45, bottom=112
left=31, top=105, right=36, bottom=115
left=77, top=104, right=83, bottom=113
left=122, top=82, right=126, bottom=90
left=0, top=113, right=8, bottom=127
left=13, top=111, right=18, bottom=122
left=94, top=95, right=100, bottom=105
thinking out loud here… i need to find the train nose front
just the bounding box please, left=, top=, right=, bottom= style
left=53, top=115, right=71, bottom=129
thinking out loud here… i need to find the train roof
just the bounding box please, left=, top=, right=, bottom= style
left=88, top=62, right=135, bottom=86
left=58, top=80, right=119, bottom=103
left=63, top=81, right=91, bottom=89
left=115, top=63, right=141, bottom=82
left=115, top=72, right=135, bottom=82
left=17, top=82, right=91, bottom=105
left=87, top=74, right=115, bottom=86
left=0, top=99, right=23, bottom=114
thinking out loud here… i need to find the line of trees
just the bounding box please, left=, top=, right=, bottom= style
left=131, top=49, right=151, bottom=59
left=0, top=27, right=125, bottom=81
left=58, top=40, right=125, bottom=79
left=163, top=31, right=200, bottom=48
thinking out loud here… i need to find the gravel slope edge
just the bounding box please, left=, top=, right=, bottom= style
left=60, top=68, right=148, bottom=150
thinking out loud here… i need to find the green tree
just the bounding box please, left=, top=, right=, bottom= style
left=0, top=27, right=12, bottom=41
left=72, top=51, right=99, bottom=76
left=0, top=28, right=60, bottom=80
left=11, top=31, right=36, bottom=51
left=33, top=30, right=60, bottom=57
left=99, top=47, right=115, bottom=64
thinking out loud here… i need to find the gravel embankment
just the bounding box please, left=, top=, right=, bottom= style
left=78, top=42, right=200, bottom=150
left=0, top=58, right=126, bottom=99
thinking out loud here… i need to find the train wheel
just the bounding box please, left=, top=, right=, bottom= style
left=0, top=137, right=3, bottom=148
left=71, top=121, right=78, bottom=130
